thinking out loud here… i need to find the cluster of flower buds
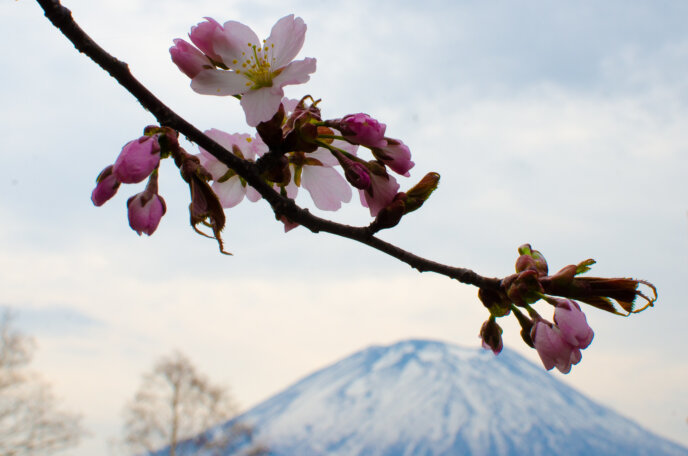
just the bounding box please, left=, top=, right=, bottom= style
left=478, top=244, right=656, bottom=373
left=91, top=127, right=179, bottom=235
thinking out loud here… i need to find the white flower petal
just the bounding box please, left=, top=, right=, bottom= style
left=213, top=176, right=246, bottom=208
left=310, top=148, right=339, bottom=167
left=302, top=166, right=352, bottom=211
left=191, top=69, right=250, bottom=96
left=272, top=58, right=316, bottom=88
left=240, top=87, right=284, bottom=127
left=205, top=129, right=256, bottom=160
left=214, top=21, right=260, bottom=69
left=265, top=15, right=307, bottom=69
left=245, top=186, right=262, bottom=202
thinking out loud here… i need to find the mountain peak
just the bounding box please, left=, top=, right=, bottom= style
left=217, top=339, right=686, bottom=456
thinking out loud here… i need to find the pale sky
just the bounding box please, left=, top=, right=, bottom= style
left=2, top=0, right=687, bottom=454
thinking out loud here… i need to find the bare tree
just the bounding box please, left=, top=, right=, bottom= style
left=122, top=351, right=267, bottom=456
left=0, top=310, right=84, bottom=456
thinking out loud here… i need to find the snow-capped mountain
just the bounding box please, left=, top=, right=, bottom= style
left=198, top=340, right=688, bottom=455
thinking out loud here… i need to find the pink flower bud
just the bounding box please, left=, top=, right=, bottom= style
left=91, top=165, right=120, bottom=206
left=127, top=192, right=166, bottom=236
left=337, top=113, right=387, bottom=148
left=188, top=18, right=223, bottom=62
left=359, top=163, right=400, bottom=217
left=170, top=39, right=209, bottom=78
left=372, top=138, right=415, bottom=176
left=113, top=136, right=161, bottom=184
left=531, top=320, right=582, bottom=374
left=552, top=298, right=594, bottom=349
left=344, top=162, right=371, bottom=190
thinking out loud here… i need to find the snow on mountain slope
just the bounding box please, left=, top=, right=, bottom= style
left=209, top=340, right=687, bottom=456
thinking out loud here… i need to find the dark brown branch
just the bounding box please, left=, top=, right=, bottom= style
left=35, top=0, right=501, bottom=291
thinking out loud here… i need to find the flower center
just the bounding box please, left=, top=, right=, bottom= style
left=240, top=41, right=280, bottom=90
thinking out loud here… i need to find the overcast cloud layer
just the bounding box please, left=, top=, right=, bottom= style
left=2, top=1, right=687, bottom=454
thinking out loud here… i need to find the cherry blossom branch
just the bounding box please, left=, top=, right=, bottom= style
left=36, top=0, right=658, bottom=375
left=35, top=0, right=500, bottom=290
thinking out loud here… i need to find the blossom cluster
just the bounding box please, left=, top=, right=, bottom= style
left=87, top=13, right=657, bottom=373
left=91, top=127, right=178, bottom=235
left=92, top=15, right=439, bottom=248
left=478, top=244, right=656, bottom=373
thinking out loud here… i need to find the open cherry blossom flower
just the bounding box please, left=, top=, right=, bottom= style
left=197, top=129, right=267, bottom=208
left=190, top=15, right=316, bottom=127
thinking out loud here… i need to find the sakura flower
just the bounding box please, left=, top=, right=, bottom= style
left=531, top=320, right=582, bottom=374
left=197, top=129, right=266, bottom=208
left=190, top=15, right=316, bottom=127
left=552, top=298, right=594, bottom=349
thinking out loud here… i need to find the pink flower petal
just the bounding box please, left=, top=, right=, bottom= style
left=531, top=321, right=583, bottom=374
left=553, top=298, right=594, bottom=349
left=170, top=39, right=210, bottom=79
left=359, top=172, right=400, bottom=217
left=189, top=18, right=223, bottom=62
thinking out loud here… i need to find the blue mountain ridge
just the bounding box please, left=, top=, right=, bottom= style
left=166, top=339, right=688, bottom=456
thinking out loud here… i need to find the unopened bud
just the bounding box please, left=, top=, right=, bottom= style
left=370, top=194, right=405, bottom=230
left=504, top=269, right=544, bottom=306
left=478, top=288, right=511, bottom=317
left=515, top=243, right=548, bottom=276
left=479, top=317, right=503, bottom=355
left=511, top=306, right=535, bottom=348
left=403, top=172, right=440, bottom=213
left=91, top=165, right=120, bottom=207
